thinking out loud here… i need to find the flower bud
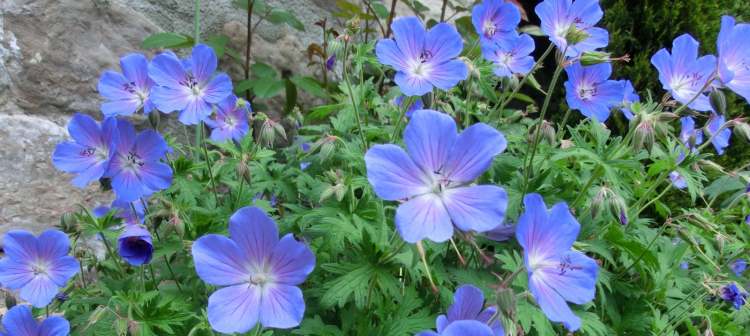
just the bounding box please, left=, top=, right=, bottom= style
left=540, top=120, right=556, bottom=145
left=560, top=139, right=574, bottom=149
left=580, top=51, right=611, bottom=66
left=565, top=26, right=590, bottom=45
left=709, top=89, right=727, bottom=115
left=733, top=121, right=750, bottom=142
left=59, top=211, right=79, bottom=233
left=495, top=287, right=516, bottom=317
left=633, top=119, right=655, bottom=152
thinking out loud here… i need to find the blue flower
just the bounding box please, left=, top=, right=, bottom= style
left=394, top=95, right=424, bottom=118
left=0, top=230, right=79, bottom=308
left=731, top=259, right=747, bottom=277
left=93, top=198, right=145, bottom=225
left=416, top=320, right=495, bottom=336
left=376, top=17, right=468, bottom=96
left=148, top=44, right=233, bottom=125
left=717, top=16, right=750, bottom=104
left=720, top=282, right=748, bottom=310
left=678, top=116, right=704, bottom=157
left=52, top=113, right=118, bottom=188
left=515, top=193, right=598, bottom=331
left=651, top=34, right=717, bottom=112
left=365, top=110, right=508, bottom=243
left=423, top=285, right=504, bottom=336
left=680, top=261, right=689, bottom=270
left=471, top=0, right=520, bottom=43
left=615, top=80, right=640, bottom=120
left=0, top=305, right=70, bottom=336
left=705, top=112, right=731, bottom=155
left=97, top=53, right=155, bottom=117
left=205, top=95, right=251, bottom=142
left=191, top=207, right=315, bottom=333
left=535, top=0, right=608, bottom=58
left=106, top=119, right=173, bottom=202
left=118, top=224, right=154, bottom=266
left=564, top=62, right=622, bottom=122
left=481, top=33, right=536, bottom=78
left=669, top=171, right=687, bottom=190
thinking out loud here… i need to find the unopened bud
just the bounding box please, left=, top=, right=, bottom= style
left=633, top=119, right=655, bottom=152
left=733, top=121, right=750, bottom=142
left=709, top=89, right=727, bottom=115
left=59, top=211, right=78, bottom=233
left=540, top=120, right=556, bottom=144
left=560, top=139, right=574, bottom=149
left=495, top=287, right=516, bottom=316
left=658, top=112, right=679, bottom=122
left=580, top=51, right=611, bottom=66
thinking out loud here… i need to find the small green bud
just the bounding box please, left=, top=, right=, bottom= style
left=540, top=120, right=556, bottom=145
left=59, top=211, right=79, bottom=233
left=733, top=121, right=750, bottom=142
left=709, top=89, right=727, bottom=115
left=580, top=51, right=611, bottom=66
left=495, top=287, right=516, bottom=317
left=633, top=119, right=655, bottom=152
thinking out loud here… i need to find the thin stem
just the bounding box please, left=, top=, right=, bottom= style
left=138, top=198, right=184, bottom=293
left=385, top=0, right=398, bottom=37
left=490, top=43, right=555, bottom=121
left=362, top=1, right=387, bottom=36
left=449, top=238, right=467, bottom=266
left=235, top=176, right=246, bottom=210
left=141, top=266, right=146, bottom=291
left=245, top=0, right=255, bottom=102
left=416, top=241, right=439, bottom=293
left=629, top=171, right=668, bottom=215
left=440, top=0, right=448, bottom=22
left=199, top=122, right=220, bottom=206
left=390, top=96, right=416, bottom=141
left=148, top=264, right=158, bottom=288
left=637, top=183, right=672, bottom=216
left=571, top=167, right=601, bottom=208
left=556, top=108, right=572, bottom=141
left=193, top=0, right=201, bottom=44
left=342, top=40, right=369, bottom=150
left=100, top=232, right=125, bottom=275
left=500, top=267, right=525, bottom=288
left=78, top=256, right=87, bottom=289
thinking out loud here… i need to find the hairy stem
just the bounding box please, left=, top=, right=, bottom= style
left=342, top=40, right=369, bottom=150
left=490, top=43, right=555, bottom=121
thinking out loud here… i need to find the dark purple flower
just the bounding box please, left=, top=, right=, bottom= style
left=651, top=34, right=717, bottom=112
left=471, top=0, right=520, bottom=43
left=325, top=54, right=336, bottom=71
left=535, top=0, right=608, bottom=58
left=376, top=17, right=468, bottom=96
left=516, top=193, right=598, bottom=331
left=365, top=110, right=508, bottom=243
left=616, top=80, right=640, bottom=120
left=148, top=44, right=233, bottom=125
left=417, top=320, right=494, bottom=336
left=98, top=53, right=155, bottom=117
left=481, top=33, right=536, bottom=78
left=717, top=16, right=750, bottom=104
left=191, top=207, right=315, bottom=333
left=105, top=119, right=172, bottom=202
left=705, top=112, right=731, bottom=155
left=393, top=95, right=424, bottom=118
left=564, top=62, right=622, bottom=122
left=117, top=225, right=154, bottom=266
left=205, top=95, right=251, bottom=142
left=52, top=114, right=118, bottom=188
left=731, top=259, right=747, bottom=277
left=432, top=285, right=504, bottom=335
left=720, top=282, right=748, bottom=310
left=0, top=305, right=69, bottom=336
left=0, top=230, right=79, bottom=308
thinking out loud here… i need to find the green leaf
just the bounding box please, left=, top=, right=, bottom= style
left=253, top=79, right=286, bottom=98
left=234, top=79, right=255, bottom=93
left=142, top=32, right=193, bottom=49
left=267, top=9, right=305, bottom=31
left=204, top=35, right=230, bottom=58
left=291, top=76, right=328, bottom=98
left=252, top=62, right=278, bottom=78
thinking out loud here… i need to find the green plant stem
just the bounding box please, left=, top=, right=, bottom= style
left=141, top=266, right=146, bottom=291
left=571, top=167, right=601, bottom=208
left=637, top=183, right=672, bottom=215
left=416, top=241, right=438, bottom=293
left=138, top=198, right=184, bottom=293
left=500, top=266, right=525, bottom=288
left=391, top=96, right=416, bottom=141
left=556, top=108, right=572, bottom=141
left=440, top=0, right=448, bottom=21
left=100, top=233, right=125, bottom=275
left=385, top=0, right=398, bottom=37
left=199, top=122, right=220, bottom=206
left=235, top=177, right=245, bottom=210
left=629, top=171, right=668, bottom=215
left=490, top=43, right=554, bottom=121
left=194, top=0, right=201, bottom=44
left=449, top=238, right=466, bottom=266
left=342, top=40, right=369, bottom=150
left=245, top=0, right=254, bottom=102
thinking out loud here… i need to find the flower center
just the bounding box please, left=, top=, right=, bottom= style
left=180, top=74, right=202, bottom=96
left=32, top=261, right=50, bottom=276
left=81, top=147, right=109, bottom=162
left=125, top=151, right=145, bottom=169
left=577, top=83, right=597, bottom=101
left=122, top=81, right=138, bottom=94
left=496, top=51, right=513, bottom=66
left=225, top=117, right=236, bottom=128
left=483, top=21, right=497, bottom=38
left=250, top=273, right=270, bottom=286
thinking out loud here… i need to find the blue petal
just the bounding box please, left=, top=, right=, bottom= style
left=20, top=275, right=59, bottom=308
left=120, top=53, right=152, bottom=89
left=68, top=113, right=102, bottom=148
left=441, top=320, right=495, bottom=336
left=404, top=109, right=457, bottom=174
left=202, top=73, right=233, bottom=104
left=269, top=234, right=315, bottom=286
left=207, top=284, right=261, bottom=334
left=178, top=98, right=213, bottom=125
left=376, top=39, right=409, bottom=72
left=447, top=284, right=485, bottom=322
left=394, top=71, right=434, bottom=96
left=259, top=284, right=305, bottom=329
left=191, top=44, right=219, bottom=84
left=365, top=144, right=432, bottom=201
left=442, top=185, right=508, bottom=233
left=528, top=273, right=581, bottom=331
left=192, top=234, right=249, bottom=286
left=516, top=194, right=580, bottom=262
left=134, top=130, right=170, bottom=161
left=396, top=193, right=453, bottom=243
left=46, top=255, right=78, bottom=287
left=38, top=316, right=70, bottom=336
left=0, top=258, right=34, bottom=289
left=391, top=17, right=426, bottom=61
left=425, top=59, right=469, bottom=92
left=425, top=22, right=464, bottom=64
left=443, top=123, right=506, bottom=183
left=229, top=207, right=279, bottom=266
left=150, top=85, right=191, bottom=113
left=138, top=161, right=173, bottom=192
left=536, top=250, right=598, bottom=305
left=2, top=230, right=38, bottom=262
left=51, top=142, right=96, bottom=174
left=2, top=305, right=38, bottom=336
left=101, top=99, right=139, bottom=117
left=97, top=71, right=135, bottom=102
left=148, top=52, right=187, bottom=87
left=37, top=229, right=71, bottom=260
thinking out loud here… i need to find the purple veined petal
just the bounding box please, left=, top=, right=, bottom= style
left=148, top=52, right=187, bottom=87
left=443, top=123, right=507, bottom=183
left=0, top=258, right=34, bottom=289
left=192, top=234, right=250, bottom=286
left=97, top=71, right=134, bottom=102
left=51, top=142, right=96, bottom=174
left=259, top=284, right=305, bottom=329
left=202, top=73, right=233, bottom=104
left=2, top=230, right=39, bottom=262
left=671, top=34, right=700, bottom=72
left=217, top=94, right=238, bottom=114
left=109, top=169, right=145, bottom=202
left=2, top=305, right=38, bottom=336
left=36, top=230, right=71, bottom=260
left=150, top=86, right=191, bottom=113
left=441, top=320, right=495, bottom=336
left=569, top=0, right=603, bottom=25
left=394, top=71, right=434, bottom=96
left=207, top=284, right=262, bottom=334
left=46, top=255, right=79, bottom=287
left=516, top=194, right=573, bottom=262
left=447, top=284, right=484, bottom=322
left=376, top=39, right=409, bottom=72
left=706, top=113, right=731, bottom=155
left=391, top=16, right=426, bottom=60
left=101, top=99, right=140, bottom=118
left=425, top=59, right=469, bottom=91
left=178, top=98, right=213, bottom=125
left=535, top=250, right=598, bottom=304
left=404, top=109, right=458, bottom=174
left=477, top=306, right=505, bottom=335
left=20, top=275, right=60, bottom=308
left=114, top=119, right=137, bottom=154
left=435, top=315, right=449, bottom=333
left=138, top=162, right=173, bottom=192
left=442, top=185, right=508, bottom=233
left=528, top=273, right=581, bottom=331
left=364, top=144, right=433, bottom=201
left=38, top=316, right=70, bottom=336
left=120, top=53, right=152, bottom=89
left=485, top=223, right=516, bottom=242
left=651, top=49, right=674, bottom=91
left=425, top=22, right=464, bottom=64
left=535, top=0, right=572, bottom=50
left=191, top=44, right=219, bottom=84
left=395, top=193, right=453, bottom=243
left=134, top=130, right=169, bottom=162
left=229, top=206, right=279, bottom=266
left=67, top=113, right=102, bottom=148
left=269, top=234, right=315, bottom=286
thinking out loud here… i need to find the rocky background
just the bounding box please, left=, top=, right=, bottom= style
left=0, top=0, right=445, bottom=242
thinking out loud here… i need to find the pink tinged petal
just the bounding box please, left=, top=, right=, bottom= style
left=537, top=251, right=598, bottom=305
left=38, top=316, right=70, bottom=336
left=391, top=16, right=426, bottom=60
left=36, top=230, right=70, bottom=260
left=46, top=256, right=79, bottom=287
left=447, top=284, right=484, bottom=321
left=269, top=234, right=315, bottom=286
left=395, top=193, right=453, bottom=243
left=229, top=207, right=279, bottom=266
left=425, top=23, right=463, bottom=64
left=404, top=109, right=457, bottom=174
left=529, top=274, right=581, bottom=331
left=0, top=258, right=35, bottom=289
left=441, top=320, right=495, bottom=336
left=101, top=99, right=140, bottom=117
left=150, top=86, right=191, bottom=113
left=443, top=123, right=507, bottom=183
left=2, top=230, right=39, bottom=262
left=376, top=39, right=409, bottom=72
left=394, top=71, right=434, bottom=96
left=2, top=305, right=38, bottom=336
left=259, top=284, right=305, bottom=329
left=201, top=73, right=233, bottom=104
left=442, top=185, right=508, bottom=233
left=364, top=144, right=432, bottom=201
left=120, top=53, right=151, bottom=88
left=178, top=98, right=213, bottom=125
left=192, top=234, right=249, bottom=286
left=68, top=113, right=102, bottom=148
left=191, top=44, right=219, bottom=84
left=148, top=53, right=187, bottom=87
left=20, top=276, right=60, bottom=308
left=207, top=284, right=261, bottom=334
left=425, top=59, right=469, bottom=91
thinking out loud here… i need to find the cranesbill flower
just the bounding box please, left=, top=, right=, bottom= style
left=98, top=53, right=155, bottom=117
left=481, top=33, right=536, bottom=78
left=205, top=95, right=251, bottom=142
left=52, top=114, right=118, bottom=188
left=669, top=171, right=687, bottom=190
left=365, top=109, right=508, bottom=243
left=651, top=34, right=717, bottom=112
left=0, top=305, right=70, bottom=336
left=717, top=16, right=750, bottom=104
left=535, top=0, right=609, bottom=58
left=616, top=80, right=640, bottom=120
left=720, top=282, right=748, bottom=310
left=432, top=285, right=504, bottom=335
left=117, top=225, right=154, bottom=266
left=394, top=95, right=424, bottom=118
left=192, top=206, right=315, bottom=333
left=679, top=116, right=704, bottom=154
left=471, top=0, right=521, bottom=43
left=516, top=193, right=598, bottom=331
left=564, top=62, right=622, bottom=122
left=731, top=259, right=747, bottom=277
left=416, top=320, right=495, bottom=336
left=106, top=119, right=172, bottom=202
left=705, top=113, right=731, bottom=155
left=148, top=44, right=233, bottom=125
left=0, top=230, right=79, bottom=308
left=93, top=198, right=145, bottom=225
left=376, top=17, right=468, bottom=96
